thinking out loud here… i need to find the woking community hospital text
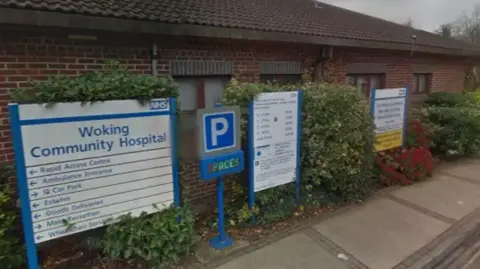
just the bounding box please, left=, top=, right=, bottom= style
left=29, top=124, right=167, bottom=158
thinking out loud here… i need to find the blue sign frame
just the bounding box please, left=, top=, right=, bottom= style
left=199, top=150, right=245, bottom=180
left=248, top=90, right=303, bottom=222
left=369, top=86, right=409, bottom=149
left=9, top=98, right=180, bottom=269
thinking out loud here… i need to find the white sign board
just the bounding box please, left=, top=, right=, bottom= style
left=251, top=91, right=301, bottom=192
left=10, top=99, right=178, bottom=244
left=371, top=88, right=408, bottom=151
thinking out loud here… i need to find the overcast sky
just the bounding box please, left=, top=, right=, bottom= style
left=320, top=0, right=477, bottom=32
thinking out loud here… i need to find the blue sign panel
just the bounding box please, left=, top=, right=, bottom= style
left=200, top=150, right=245, bottom=181
left=203, top=112, right=236, bottom=152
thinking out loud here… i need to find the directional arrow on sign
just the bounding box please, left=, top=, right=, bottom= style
left=29, top=169, right=37, bottom=176
left=29, top=181, right=37, bottom=187
left=36, top=235, right=43, bottom=241
left=34, top=224, right=41, bottom=230
left=32, top=203, right=39, bottom=209
left=31, top=192, right=38, bottom=198
left=33, top=213, right=41, bottom=219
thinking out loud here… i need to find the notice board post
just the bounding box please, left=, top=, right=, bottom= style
left=248, top=91, right=303, bottom=222
left=370, top=87, right=409, bottom=151
left=9, top=98, right=179, bottom=269
left=196, top=105, right=244, bottom=249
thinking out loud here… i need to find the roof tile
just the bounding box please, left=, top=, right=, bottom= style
left=1, top=0, right=478, bottom=52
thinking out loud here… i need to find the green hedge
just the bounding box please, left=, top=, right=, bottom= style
left=424, top=92, right=477, bottom=108
left=0, top=165, right=24, bottom=269
left=11, top=62, right=178, bottom=104
left=420, top=92, right=480, bottom=158
left=223, top=80, right=376, bottom=220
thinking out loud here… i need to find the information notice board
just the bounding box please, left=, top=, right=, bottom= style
left=9, top=99, right=179, bottom=269
left=370, top=87, right=408, bottom=151
left=249, top=91, right=302, bottom=193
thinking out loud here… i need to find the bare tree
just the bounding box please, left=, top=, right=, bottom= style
left=403, top=17, right=414, bottom=28
left=435, top=24, right=452, bottom=38
left=450, top=4, right=480, bottom=44
left=439, top=4, right=480, bottom=90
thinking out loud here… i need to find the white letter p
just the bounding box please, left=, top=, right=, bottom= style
left=211, top=118, right=228, bottom=146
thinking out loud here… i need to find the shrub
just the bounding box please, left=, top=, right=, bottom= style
left=418, top=106, right=480, bottom=158
left=424, top=92, right=476, bottom=108
left=468, top=89, right=480, bottom=104
left=101, top=205, right=196, bottom=269
left=223, top=80, right=376, bottom=216
left=11, top=61, right=178, bottom=104
left=301, top=83, right=376, bottom=201
left=0, top=165, right=24, bottom=269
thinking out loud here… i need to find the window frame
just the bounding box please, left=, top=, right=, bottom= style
left=346, top=73, right=386, bottom=98
left=174, top=75, right=231, bottom=113
left=412, top=73, right=431, bottom=94
left=259, top=74, right=303, bottom=85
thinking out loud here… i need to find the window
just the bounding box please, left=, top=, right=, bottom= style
left=260, top=74, right=302, bottom=85
left=346, top=74, right=385, bottom=97
left=175, top=76, right=230, bottom=112
left=413, top=74, right=430, bottom=94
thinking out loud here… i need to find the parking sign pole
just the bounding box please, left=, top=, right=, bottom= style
left=197, top=104, right=243, bottom=249
left=217, top=177, right=227, bottom=239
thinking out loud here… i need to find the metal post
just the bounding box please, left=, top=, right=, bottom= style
left=217, top=177, right=226, bottom=241
left=248, top=101, right=255, bottom=223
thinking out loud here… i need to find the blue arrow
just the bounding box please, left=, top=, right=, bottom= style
left=32, top=203, right=39, bottom=208
left=31, top=192, right=38, bottom=198
left=34, top=213, right=41, bottom=219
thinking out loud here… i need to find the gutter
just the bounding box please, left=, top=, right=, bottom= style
left=0, top=7, right=479, bottom=58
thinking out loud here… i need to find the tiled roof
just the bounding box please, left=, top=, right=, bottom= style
left=0, top=0, right=478, bottom=53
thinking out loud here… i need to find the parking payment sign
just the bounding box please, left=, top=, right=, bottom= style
left=197, top=107, right=244, bottom=180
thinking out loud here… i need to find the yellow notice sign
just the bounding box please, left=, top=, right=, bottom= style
left=375, top=129, right=403, bottom=152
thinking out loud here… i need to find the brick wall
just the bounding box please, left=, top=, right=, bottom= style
left=0, top=26, right=472, bottom=203
left=325, top=47, right=470, bottom=102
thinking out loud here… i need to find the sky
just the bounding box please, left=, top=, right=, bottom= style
left=320, top=0, right=478, bottom=32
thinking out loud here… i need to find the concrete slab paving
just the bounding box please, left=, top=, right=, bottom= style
left=313, top=197, right=450, bottom=269
left=441, top=159, right=480, bottom=183
left=214, top=232, right=348, bottom=269
left=392, top=175, right=480, bottom=220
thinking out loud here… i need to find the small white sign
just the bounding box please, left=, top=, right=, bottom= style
left=371, top=88, right=408, bottom=151
left=252, top=91, right=299, bottom=192
left=10, top=99, right=176, bottom=243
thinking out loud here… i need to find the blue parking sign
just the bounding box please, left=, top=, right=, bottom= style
left=203, top=112, right=235, bottom=152
left=197, top=106, right=241, bottom=158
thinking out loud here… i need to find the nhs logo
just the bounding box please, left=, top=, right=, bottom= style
left=203, top=112, right=235, bottom=152
left=149, top=99, right=169, bottom=110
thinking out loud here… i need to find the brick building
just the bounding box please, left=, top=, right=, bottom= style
left=1, top=0, right=479, bottom=201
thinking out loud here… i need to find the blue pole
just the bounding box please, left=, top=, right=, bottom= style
left=402, top=85, right=409, bottom=149
left=248, top=101, right=255, bottom=223
left=209, top=102, right=233, bottom=249
left=295, top=90, right=303, bottom=206
left=217, top=177, right=226, bottom=241
left=9, top=104, right=39, bottom=269
left=169, top=98, right=181, bottom=207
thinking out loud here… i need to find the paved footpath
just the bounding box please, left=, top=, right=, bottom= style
left=194, top=158, right=480, bottom=269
